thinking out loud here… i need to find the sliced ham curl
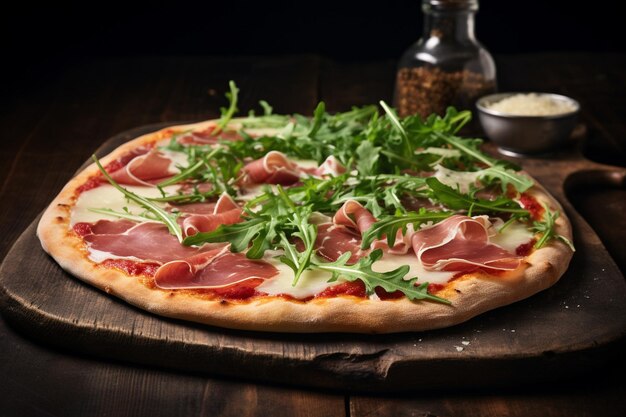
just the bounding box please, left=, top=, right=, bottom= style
left=181, top=193, right=243, bottom=237
left=412, top=215, right=522, bottom=272
left=154, top=247, right=278, bottom=289
left=177, top=126, right=243, bottom=145
left=312, top=156, right=346, bottom=177
left=242, top=151, right=301, bottom=185
left=333, top=200, right=377, bottom=234
left=109, top=149, right=174, bottom=186
left=242, top=152, right=347, bottom=186
left=76, top=216, right=277, bottom=290
left=79, top=220, right=206, bottom=263
left=332, top=200, right=411, bottom=255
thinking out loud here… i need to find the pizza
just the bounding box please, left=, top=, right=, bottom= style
left=37, top=83, right=574, bottom=333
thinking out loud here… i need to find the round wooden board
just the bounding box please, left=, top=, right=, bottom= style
left=1, top=124, right=626, bottom=392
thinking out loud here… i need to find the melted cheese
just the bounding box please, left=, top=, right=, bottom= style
left=489, top=220, right=535, bottom=253
left=433, top=164, right=479, bottom=194
left=159, top=148, right=190, bottom=173
left=238, top=126, right=284, bottom=138
left=256, top=256, right=344, bottom=298
left=71, top=184, right=177, bottom=226
left=371, top=253, right=455, bottom=285
left=237, top=184, right=279, bottom=202
left=292, top=158, right=320, bottom=170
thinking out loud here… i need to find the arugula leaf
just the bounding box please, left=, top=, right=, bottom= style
left=183, top=216, right=264, bottom=251
left=313, top=250, right=450, bottom=304
left=436, top=133, right=496, bottom=167
left=361, top=209, right=453, bottom=249
left=213, top=80, right=239, bottom=134
left=157, top=158, right=206, bottom=188
left=425, top=177, right=529, bottom=215
left=355, top=141, right=380, bottom=176
left=308, top=102, right=326, bottom=138
left=92, top=155, right=183, bottom=242
left=247, top=217, right=279, bottom=259
left=380, top=100, right=409, bottom=144
left=275, top=186, right=318, bottom=286
left=259, top=100, right=273, bottom=116
left=478, top=165, right=534, bottom=193
left=532, top=207, right=575, bottom=251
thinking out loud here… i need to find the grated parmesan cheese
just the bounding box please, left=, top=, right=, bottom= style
left=487, top=93, right=576, bottom=116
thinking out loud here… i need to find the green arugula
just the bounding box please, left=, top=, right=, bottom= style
left=184, top=216, right=265, bottom=251
left=275, top=186, right=318, bottom=286
left=532, top=207, right=575, bottom=251
left=477, top=164, right=534, bottom=193
left=355, top=141, right=380, bottom=177
left=313, top=250, right=450, bottom=304
left=437, top=133, right=496, bottom=167
left=425, top=177, right=530, bottom=216
left=213, top=80, right=239, bottom=134
left=361, top=209, right=454, bottom=249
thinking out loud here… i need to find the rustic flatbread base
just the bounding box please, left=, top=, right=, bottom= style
left=37, top=120, right=574, bottom=333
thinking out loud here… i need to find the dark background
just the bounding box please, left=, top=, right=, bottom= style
left=3, top=1, right=622, bottom=91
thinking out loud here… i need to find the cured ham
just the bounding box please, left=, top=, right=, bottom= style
left=154, top=247, right=278, bottom=289
left=77, top=220, right=206, bottom=263
left=333, top=200, right=376, bottom=234
left=109, top=149, right=174, bottom=186
left=412, top=215, right=521, bottom=272
left=241, top=151, right=301, bottom=185
left=327, top=203, right=520, bottom=272
left=332, top=200, right=411, bottom=255
left=242, top=152, right=347, bottom=187
left=315, top=223, right=366, bottom=263
left=312, top=156, right=346, bottom=177
left=181, top=194, right=243, bottom=237
left=177, top=126, right=243, bottom=145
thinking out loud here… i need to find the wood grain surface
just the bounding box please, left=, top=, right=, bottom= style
left=1, top=54, right=626, bottom=416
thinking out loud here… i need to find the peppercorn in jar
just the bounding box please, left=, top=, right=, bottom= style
left=394, top=0, right=496, bottom=119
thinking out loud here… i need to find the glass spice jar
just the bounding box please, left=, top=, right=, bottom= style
left=394, top=0, right=496, bottom=119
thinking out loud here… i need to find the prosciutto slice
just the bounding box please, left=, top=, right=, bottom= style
left=332, top=200, right=411, bottom=255
left=333, top=200, right=376, bottom=234
left=109, top=149, right=174, bottom=186
left=178, top=126, right=243, bottom=145
left=241, top=151, right=301, bottom=185
left=314, top=223, right=366, bottom=264
left=79, top=220, right=206, bottom=263
left=154, top=247, right=278, bottom=289
left=411, top=215, right=521, bottom=272
left=312, top=156, right=346, bottom=177
left=181, top=194, right=243, bottom=237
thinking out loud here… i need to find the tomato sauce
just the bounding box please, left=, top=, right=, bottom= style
left=202, top=279, right=263, bottom=300
left=427, top=283, right=445, bottom=294
left=73, top=222, right=93, bottom=237
left=516, top=239, right=537, bottom=256
left=519, top=193, right=544, bottom=220
left=375, top=287, right=404, bottom=300
left=316, top=281, right=367, bottom=299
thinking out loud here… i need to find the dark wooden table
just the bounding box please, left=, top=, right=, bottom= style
left=1, top=53, right=625, bottom=416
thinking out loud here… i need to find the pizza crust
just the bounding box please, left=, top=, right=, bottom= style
left=37, top=120, right=574, bottom=334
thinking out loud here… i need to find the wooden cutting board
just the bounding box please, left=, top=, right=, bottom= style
left=1, top=124, right=625, bottom=393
